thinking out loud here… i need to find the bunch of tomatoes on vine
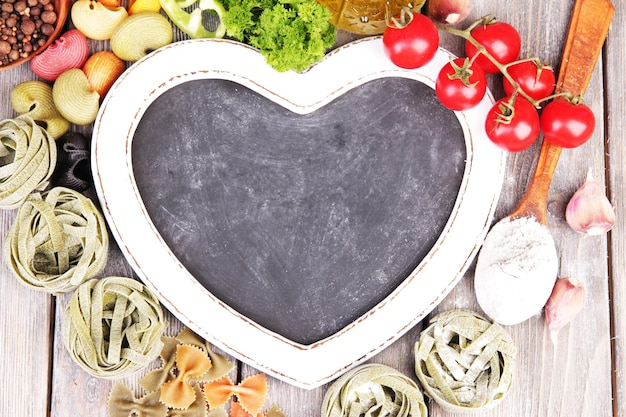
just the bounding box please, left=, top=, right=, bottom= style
left=381, top=6, right=596, bottom=152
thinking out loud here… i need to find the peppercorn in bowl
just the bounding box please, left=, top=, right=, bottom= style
left=0, top=0, right=70, bottom=70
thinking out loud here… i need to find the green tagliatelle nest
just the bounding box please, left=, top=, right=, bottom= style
left=62, top=276, right=166, bottom=378
left=414, top=309, right=517, bottom=413
left=4, top=187, right=109, bottom=293
left=321, top=363, right=428, bottom=417
left=0, top=115, right=57, bottom=209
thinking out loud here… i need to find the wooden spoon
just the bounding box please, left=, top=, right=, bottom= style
left=473, top=0, right=614, bottom=325
left=510, top=0, right=615, bottom=225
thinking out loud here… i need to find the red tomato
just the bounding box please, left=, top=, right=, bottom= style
left=485, top=96, right=540, bottom=151
left=436, top=57, right=487, bottom=110
left=465, top=21, right=521, bottom=74
left=540, top=99, right=596, bottom=148
left=503, top=60, right=556, bottom=101
left=383, top=12, right=439, bottom=69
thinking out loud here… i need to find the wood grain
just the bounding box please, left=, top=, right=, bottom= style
left=0, top=0, right=622, bottom=416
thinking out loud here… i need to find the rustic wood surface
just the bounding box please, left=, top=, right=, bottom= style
left=1, top=0, right=623, bottom=416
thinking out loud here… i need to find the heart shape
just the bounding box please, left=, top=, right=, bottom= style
left=92, top=38, right=505, bottom=388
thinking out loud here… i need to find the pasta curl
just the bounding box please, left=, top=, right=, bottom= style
left=4, top=187, right=108, bottom=293
left=62, top=276, right=166, bottom=378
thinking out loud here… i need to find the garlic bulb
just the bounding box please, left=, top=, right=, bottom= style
left=565, top=168, right=615, bottom=235
left=426, top=0, right=473, bottom=25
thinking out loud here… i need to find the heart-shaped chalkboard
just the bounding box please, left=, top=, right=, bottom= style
left=93, top=38, right=505, bottom=388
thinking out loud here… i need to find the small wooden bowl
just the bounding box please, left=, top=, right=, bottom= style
left=0, top=0, right=72, bottom=71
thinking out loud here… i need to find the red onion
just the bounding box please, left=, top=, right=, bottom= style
left=426, top=0, right=472, bottom=25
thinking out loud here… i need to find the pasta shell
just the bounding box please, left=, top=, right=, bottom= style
left=29, top=29, right=89, bottom=81
left=10, top=81, right=70, bottom=139
left=52, top=69, right=100, bottom=125
left=71, top=0, right=129, bottom=41
left=110, top=12, right=173, bottom=61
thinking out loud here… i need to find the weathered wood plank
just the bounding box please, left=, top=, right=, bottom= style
left=605, top=1, right=625, bottom=416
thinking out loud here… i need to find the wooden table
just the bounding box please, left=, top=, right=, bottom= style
left=1, top=0, right=624, bottom=415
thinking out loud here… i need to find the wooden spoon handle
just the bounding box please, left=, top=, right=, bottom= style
left=510, top=0, right=614, bottom=224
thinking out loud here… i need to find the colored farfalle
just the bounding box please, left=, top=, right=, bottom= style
left=167, top=384, right=208, bottom=417
left=4, top=187, right=109, bottom=294
left=414, top=309, right=517, bottom=412
left=160, top=344, right=213, bottom=409
left=229, top=400, right=286, bottom=417
left=108, top=382, right=168, bottom=417
left=203, top=374, right=267, bottom=416
left=321, top=363, right=427, bottom=417
left=140, top=327, right=234, bottom=394
left=62, top=276, right=166, bottom=378
left=0, top=115, right=57, bottom=209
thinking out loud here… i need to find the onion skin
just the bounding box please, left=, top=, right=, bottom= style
left=30, top=29, right=90, bottom=81
left=82, top=51, right=125, bottom=100
left=426, top=0, right=472, bottom=25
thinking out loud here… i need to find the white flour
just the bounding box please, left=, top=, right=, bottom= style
left=474, top=216, right=558, bottom=325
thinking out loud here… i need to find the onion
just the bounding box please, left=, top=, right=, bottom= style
left=426, top=0, right=472, bottom=25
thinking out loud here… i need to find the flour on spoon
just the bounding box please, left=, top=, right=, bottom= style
left=474, top=216, right=558, bottom=325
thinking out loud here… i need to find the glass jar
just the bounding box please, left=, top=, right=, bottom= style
left=318, top=0, right=415, bottom=35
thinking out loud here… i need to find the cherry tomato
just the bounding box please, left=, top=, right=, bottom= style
left=540, top=99, right=596, bottom=148
left=465, top=21, right=521, bottom=74
left=383, top=12, right=439, bottom=69
left=503, top=60, right=556, bottom=101
left=485, top=96, right=540, bottom=151
left=436, top=57, right=487, bottom=110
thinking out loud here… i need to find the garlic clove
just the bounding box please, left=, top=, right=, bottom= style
left=426, top=0, right=473, bottom=25
left=565, top=168, right=615, bottom=235
left=544, top=277, right=585, bottom=341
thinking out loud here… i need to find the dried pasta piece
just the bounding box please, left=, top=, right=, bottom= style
left=321, top=364, right=427, bottom=417
left=203, top=374, right=267, bottom=417
left=107, top=382, right=168, bottom=417
left=414, top=309, right=517, bottom=412
left=140, top=335, right=180, bottom=393
left=175, top=327, right=234, bottom=383
left=160, top=344, right=212, bottom=409
left=207, top=408, right=228, bottom=417
left=230, top=400, right=261, bottom=417
left=0, top=115, right=56, bottom=209
left=264, top=404, right=286, bottom=417
left=62, top=276, right=166, bottom=378
left=4, top=187, right=109, bottom=293
left=168, top=384, right=208, bottom=417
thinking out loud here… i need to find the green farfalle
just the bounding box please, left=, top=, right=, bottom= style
left=62, top=276, right=166, bottom=378
left=321, top=364, right=428, bottom=417
left=0, top=115, right=57, bottom=209
left=3, top=187, right=109, bottom=294
left=107, top=382, right=168, bottom=417
left=414, top=309, right=517, bottom=413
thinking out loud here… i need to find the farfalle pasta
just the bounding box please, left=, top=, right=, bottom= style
left=62, top=276, right=166, bottom=378
left=203, top=374, right=267, bottom=416
left=321, top=364, right=427, bottom=417
left=108, top=382, right=168, bottom=417
left=414, top=309, right=517, bottom=412
left=159, top=344, right=213, bottom=409
left=4, top=187, right=108, bottom=293
left=0, top=115, right=57, bottom=209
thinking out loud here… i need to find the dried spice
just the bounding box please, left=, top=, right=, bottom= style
left=414, top=309, right=516, bottom=412
left=0, top=115, right=57, bottom=209
left=203, top=374, right=267, bottom=416
left=4, top=187, right=108, bottom=293
left=159, top=344, right=213, bottom=409
left=321, top=363, right=427, bottom=417
left=62, top=276, right=166, bottom=378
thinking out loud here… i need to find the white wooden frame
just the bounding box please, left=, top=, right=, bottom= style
left=92, top=37, right=505, bottom=389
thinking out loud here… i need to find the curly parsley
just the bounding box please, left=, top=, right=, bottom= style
left=221, top=0, right=336, bottom=72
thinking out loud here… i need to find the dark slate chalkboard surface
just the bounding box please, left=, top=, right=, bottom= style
left=132, top=76, right=465, bottom=345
